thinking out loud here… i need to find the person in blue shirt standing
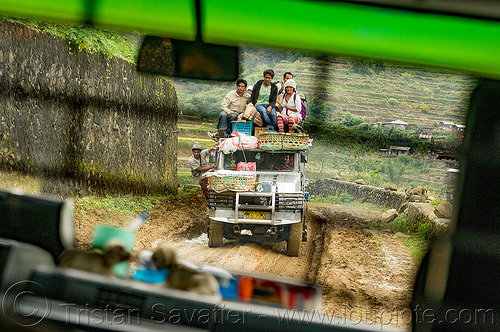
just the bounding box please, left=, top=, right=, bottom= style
left=250, top=69, right=278, bottom=130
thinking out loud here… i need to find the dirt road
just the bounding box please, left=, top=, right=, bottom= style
left=75, top=192, right=417, bottom=329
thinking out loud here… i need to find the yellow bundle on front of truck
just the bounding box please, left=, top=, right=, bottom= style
left=206, top=170, right=257, bottom=192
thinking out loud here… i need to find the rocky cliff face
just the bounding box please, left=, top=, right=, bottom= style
left=0, top=20, right=178, bottom=195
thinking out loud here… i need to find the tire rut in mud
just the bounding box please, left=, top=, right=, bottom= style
left=129, top=193, right=415, bottom=329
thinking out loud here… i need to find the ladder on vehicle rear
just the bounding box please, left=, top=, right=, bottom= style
left=234, top=191, right=275, bottom=224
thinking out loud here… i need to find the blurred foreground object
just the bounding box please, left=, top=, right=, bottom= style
left=0, top=189, right=74, bottom=261
left=137, top=36, right=239, bottom=81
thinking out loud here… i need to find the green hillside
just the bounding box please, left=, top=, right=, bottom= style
left=174, top=45, right=476, bottom=130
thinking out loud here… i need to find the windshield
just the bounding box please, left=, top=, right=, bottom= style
left=222, top=151, right=295, bottom=172
left=0, top=12, right=484, bottom=332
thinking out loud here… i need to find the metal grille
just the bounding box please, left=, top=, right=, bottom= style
left=208, top=192, right=304, bottom=211
left=276, top=193, right=304, bottom=211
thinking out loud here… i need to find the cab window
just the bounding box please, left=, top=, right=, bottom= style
left=223, top=151, right=295, bottom=171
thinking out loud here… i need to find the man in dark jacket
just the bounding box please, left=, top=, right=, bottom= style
left=250, top=69, right=278, bottom=130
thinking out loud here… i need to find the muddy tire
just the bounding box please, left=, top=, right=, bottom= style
left=287, top=222, right=302, bottom=256
left=208, top=219, right=224, bottom=247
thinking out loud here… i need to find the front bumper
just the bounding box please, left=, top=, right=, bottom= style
left=208, top=191, right=304, bottom=225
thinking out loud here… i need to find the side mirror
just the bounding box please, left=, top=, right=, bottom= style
left=300, top=152, right=308, bottom=163
left=137, top=36, right=239, bottom=81
left=209, top=149, right=218, bottom=164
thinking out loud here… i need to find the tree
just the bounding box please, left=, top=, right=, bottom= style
left=416, top=142, right=432, bottom=156
left=370, top=127, right=389, bottom=148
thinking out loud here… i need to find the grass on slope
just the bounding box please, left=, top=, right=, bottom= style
left=4, top=17, right=141, bottom=63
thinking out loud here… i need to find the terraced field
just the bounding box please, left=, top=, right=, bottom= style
left=176, top=51, right=475, bottom=130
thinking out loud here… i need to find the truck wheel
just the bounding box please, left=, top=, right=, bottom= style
left=208, top=219, right=224, bottom=248
left=287, top=222, right=302, bottom=256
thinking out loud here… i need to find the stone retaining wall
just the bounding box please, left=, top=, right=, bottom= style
left=308, top=179, right=407, bottom=210
left=0, top=20, right=178, bottom=195
left=309, top=178, right=451, bottom=236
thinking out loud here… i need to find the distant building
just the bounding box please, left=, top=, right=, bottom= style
left=439, top=121, right=465, bottom=135
left=419, top=126, right=434, bottom=141
left=389, top=146, right=411, bottom=155
left=376, top=120, right=408, bottom=130
left=439, top=121, right=456, bottom=130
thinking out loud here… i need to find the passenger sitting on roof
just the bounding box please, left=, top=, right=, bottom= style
left=275, top=71, right=294, bottom=113
left=208, top=79, right=250, bottom=139
left=250, top=69, right=278, bottom=131
left=277, top=79, right=302, bottom=133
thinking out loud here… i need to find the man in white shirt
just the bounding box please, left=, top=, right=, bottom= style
left=208, top=79, right=250, bottom=139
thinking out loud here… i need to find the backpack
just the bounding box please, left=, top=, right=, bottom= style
left=294, top=93, right=307, bottom=121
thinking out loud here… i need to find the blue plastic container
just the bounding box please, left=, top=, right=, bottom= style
left=219, top=278, right=238, bottom=299
left=133, top=269, right=169, bottom=284
left=232, top=121, right=253, bottom=136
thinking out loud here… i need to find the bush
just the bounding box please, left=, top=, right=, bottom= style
left=7, top=18, right=141, bottom=63
left=359, top=170, right=384, bottom=187
left=178, top=172, right=196, bottom=185
left=338, top=193, right=354, bottom=203
left=74, top=194, right=163, bottom=216
left=420, top=105, right=430, bottom=113
left=333, top=112, right=364, bottom=127
left=429, top=192, right=443, bottom=206
left=415, top=221, right=433, bottom=240
left=389, top=212, right=411, bottom=234
left=397, top=154, right=413, bottom=165
left=388, top=98, right=399, bottom=106
left=382, top=159, right=405, bottom=184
